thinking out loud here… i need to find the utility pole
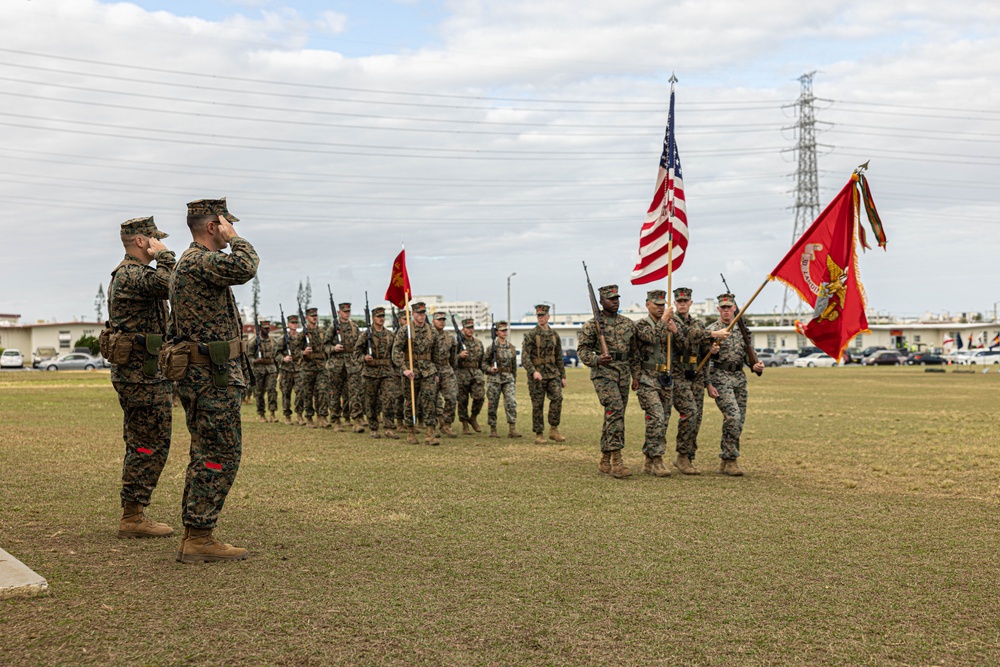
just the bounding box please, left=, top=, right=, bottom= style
left=781, top=72, right=822, bottom=326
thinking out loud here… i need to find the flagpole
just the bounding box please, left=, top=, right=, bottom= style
left=664, top=72, right=678, bottom=375
left=694, top=277, right=771, bottom=374
left=665, top=232, right=673, bottom=373
left=401, top=241, right=417, bottom=427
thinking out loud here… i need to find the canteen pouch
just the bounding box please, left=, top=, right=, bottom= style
left=158, top=340, right=190, bottom=381
left=142, top=334, right=164, bottom=378
left=208, top=341, right=231, bottom=389
left=99, top=325, right=113, bottom=360
left=108, top=332, right=135, bottom=366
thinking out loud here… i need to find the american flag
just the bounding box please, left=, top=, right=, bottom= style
left=630, top=78, right=688, bottom=285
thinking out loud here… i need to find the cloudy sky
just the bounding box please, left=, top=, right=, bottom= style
left=2, top=0, right=998, bottom=325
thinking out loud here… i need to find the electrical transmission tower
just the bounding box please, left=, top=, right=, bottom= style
left=781, top=72, right=821, bottom=325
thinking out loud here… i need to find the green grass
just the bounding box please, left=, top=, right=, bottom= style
left=1, top=366, right=998, bottom=666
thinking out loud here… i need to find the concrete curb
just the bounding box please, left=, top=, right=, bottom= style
left=0, top=547, right=49, bottom=599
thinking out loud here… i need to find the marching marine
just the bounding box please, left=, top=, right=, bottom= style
left=706, top=293, right=764, bottom=476
left=521, top=304, right=566, bottom=444
left=578, top=284, right=638, bottom=479
left=455, top=318, right=486, bottom=435
left=355, top=306, right=399, bottom=439
left=326, top=301, right=364, bottom=432
left=391, top=301, right=440, bottom=445
left=247, top=320, right=279, bottom=423
left=483, top=320, right=521, bottom=438
left=278, top=314, right=301, bottom=425
left=633, top=289, right=675, bottom=477
left=169, top=197, right=257, bottom=563
left=105, top=215, right=176, bottom=539
left=293, top=307, right=329, bottom=428
left=431, top=312, right=459, bottom=438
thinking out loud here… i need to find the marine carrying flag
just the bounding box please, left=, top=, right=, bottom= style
left=769, top=174, right=880, bottom=360
left=631, top=78, right=688, bottom=285
left=384, top=249, right=411, bottom=309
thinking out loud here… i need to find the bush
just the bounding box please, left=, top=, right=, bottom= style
left=74, top=335, right=99, bottom=356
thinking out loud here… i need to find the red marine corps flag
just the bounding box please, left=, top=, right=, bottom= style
left=769, top=169, right=887, bottom=360
left=384, top=248, right=411, bottom=309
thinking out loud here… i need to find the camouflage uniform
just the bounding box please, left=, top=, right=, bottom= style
left=455, top=323, right=486, bottom=426
left=292, top=314, right=329, bottom=420
left=634, top=305, right=672, bottom=459
left=326, top=313, right=363, bottom=422
left=108, top=217, right=175, bottom=508
left=354, top=318, right=398, bottom=432
left=521, top=316, right=565, bottom=435
left=391, top=315, right=439, bottom=428
left=670, top=305, right=714, bottom=460
left=707, top=310, right=751, bottom=462
left=247, top=327, right=278, bottom=417
left=432, top=319, right=459, bottom=427
left=169, top=200, right=258, bottom=530
left=277, top=323, right=300, bottom=419
left=484, top=335, right=518, bottom=426
left=578, top=291, right=638, bottom=453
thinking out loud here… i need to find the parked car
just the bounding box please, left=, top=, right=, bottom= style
left=861, top=346, right=888, bottom=358
left=793, top=352, right=838, bottom=367
left=841, top=350, right=863, bottom=364
left=41, top=352, right=106, bottom=371
left=32, top=347, right=58, bottom=368
left=777, top=349, right=800, bottom=365
left=863, top=350, right=906, bottom=366
left=563, top=349, right=580, bottom=367
left=905, top=352, right=947, bottom=366
left=755, top=352, right=783, bottom=367
left=966, top=349, right=1000, bottom=365
left=1, top=348, right=24, bottom=368
left=797, top=346, right=822, bottom=357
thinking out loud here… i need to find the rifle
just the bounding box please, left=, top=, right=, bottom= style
left=721, top=274, right=762, bottom=377
left=298, top=303, right=313, bottom=350
left=363, top=291, right=373, bottom=356
left=451, top=314, right=466, bottom=353
left=278, top=303, right=292, bottom=358
left=490, top=314, right=498, bottom=370
left=391, top=306, right=400, bottom=333
left=582, top=261, right=610, bottom=357
left=253, top=312, right=263, bottom=360
left=327, top=284, right=342, bottom=345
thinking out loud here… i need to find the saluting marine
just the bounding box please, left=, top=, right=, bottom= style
left=105, top=215, right=176, bottom=540
left=578, top=284, right=639, bottom=479
left=170, top=197, right=258, bottom=563
left=483, top=320, right=521, bottom=438
left=521, top=304, right=566, bottom=444
left=633, top=289, right=675, bottom=477
left=706, top=293, right=764, bottom=476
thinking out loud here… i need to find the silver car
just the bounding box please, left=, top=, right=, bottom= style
left=42, top=352, right=107, bottom=371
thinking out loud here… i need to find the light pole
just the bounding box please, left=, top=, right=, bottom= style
left=506, top=272, right=516, bottom=324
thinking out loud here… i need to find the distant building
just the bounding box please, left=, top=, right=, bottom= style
left=0, top=321, right=103, bottom=357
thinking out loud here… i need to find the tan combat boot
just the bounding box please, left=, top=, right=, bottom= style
left=406, top=427, right=418, bottom=444
left=597, top=451, right=612, bottom=476
left=508, top=423, right=522, bottom=438
left=320, top=416, right=333, bottom=428
left=356, top=418, right=367, bottom=433
left=673, top=454, right=700, bottom=475
left=384, top=429, right=399, bottom=440
left=257, top=414, right=268, bottom=423
left=609, top=450, right=632, bottom=479
left=469, top=417, right=482, bottom=433
left=648, top=455, right=671, bottom=477
left=269, top=411, right=278, bottom=423
left=462, top=421, right=472, bottom=436
left=283, top=414, right=292, bottom=425
left=489, top=425, right=499, bottom=438
left=548, top=426, right=566, bottom=443
left=305, top=416, right=316, bottom=428
left=425, top=426, right=440, bottom=446
left=723, top=458, right=745, bottom=476
left=176, top=527, right=248, bottom=564
left=440, top=423, right=458, bottom=439
left=118, top=502, right=173, bottom=539
left=296, top=412, right=305, bottom=425
left=534, top=432, right=546, bottom=445
left=371, top=429, right=382, bottom=439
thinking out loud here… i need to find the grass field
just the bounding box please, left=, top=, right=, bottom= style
left=1, top=366, right=998, bottom=666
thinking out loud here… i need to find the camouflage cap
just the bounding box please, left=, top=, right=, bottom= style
left=673, top=287, right=693, bottom=301
left=120, top=216, right=167, bottom=240
left=598, top=284, right=620, bottom=299
left=372, top=306, right=386, bottom=317
left=717, top=293, right=736, bottom=307
left=646, top=289, right=666, bottom=305
left=305, top=307, right=318, bottom=316
left=496, top=320, right=509, bottom=331
left=259, top=320, right=270, bottom=328
left=186, top=197, right=239, bottom=223
left=338, top=302, right=351, bottom=310
left=286, top=314, right=299, bottom=323
left=462, top=318, right=475, bottom=328
left=411, top=302, right=427, bottom=314
left=433, top=311, right=447, bottom=321
left=535, top=304, right=550, bottom=315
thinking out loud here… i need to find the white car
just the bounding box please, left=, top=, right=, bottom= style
left=967, top=349, right=1000, bottom=365
left=793, top=352, right=838, bottom=367
left=1, top=348, right=24, bottom=368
